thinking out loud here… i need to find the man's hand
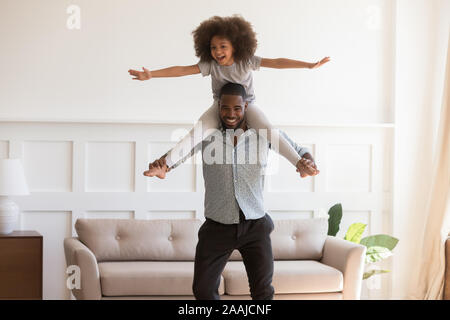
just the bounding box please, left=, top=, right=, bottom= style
left=143, top=156, right=170, bottom=179
left=128, top=67, right=152, bottom=81
left=309, top=56, right=331, bottom=69
left=296, top=157, right=320, bottom=178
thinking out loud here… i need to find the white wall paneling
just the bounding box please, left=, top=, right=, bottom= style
left=0, top=140, right=8, bottom=158
left=18, top=210, right=72, bottom=300
left=0, top=120, right=394, bottom=299
left=85, top=141, right=135, bottom=192
left=23, top=141, right=73, bottom=192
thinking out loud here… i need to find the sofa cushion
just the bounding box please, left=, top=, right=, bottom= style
left=222, top=260, right=343, bottom=295
left=75, top=219, right=201, bottom=262
left=75, top=217, right=328, bottom=262
left=229, top=218, right=328, bottom=261
left=271, top=218, right=328, bottom=260
left=98, top=261, right=225, bottom=296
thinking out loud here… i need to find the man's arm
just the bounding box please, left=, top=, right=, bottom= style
left=278, top=130, right=311, bottom=158
left=276, top=130, right=319, bottom=177
left=143, top=140, right=203, bottom=179
left=163, top=139, right=204, bottom=170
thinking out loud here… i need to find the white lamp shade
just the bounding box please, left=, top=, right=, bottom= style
left=0, top=158, right=30, bottom=195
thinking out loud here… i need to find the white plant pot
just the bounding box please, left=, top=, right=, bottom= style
left=0, top=196, right=19, bottom=234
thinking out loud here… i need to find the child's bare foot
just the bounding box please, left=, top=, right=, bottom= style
left=296, top=158, right=320, bottom=178
left=143, top=156, right=169, bottom=179
left=143, top=164, right=168, bottom=179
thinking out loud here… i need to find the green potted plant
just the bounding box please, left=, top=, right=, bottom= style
left=327, top=203, right=399, bottom=280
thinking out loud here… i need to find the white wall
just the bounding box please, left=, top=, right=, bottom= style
left=0, top=0, right=394, bottom=124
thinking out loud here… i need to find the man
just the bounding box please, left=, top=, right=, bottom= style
left=144, top=83, right=319, bottom=300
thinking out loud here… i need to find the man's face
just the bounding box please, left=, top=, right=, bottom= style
left=219, top=94, right=248, bottom=130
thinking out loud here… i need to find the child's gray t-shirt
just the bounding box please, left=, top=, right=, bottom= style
left=197, top=55, right=262, bottom=103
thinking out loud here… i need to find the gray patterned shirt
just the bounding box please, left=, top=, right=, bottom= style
left=167, top=128, right=310, bottom=224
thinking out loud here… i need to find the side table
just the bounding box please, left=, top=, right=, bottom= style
left=0, top=231, right=43, bottom=299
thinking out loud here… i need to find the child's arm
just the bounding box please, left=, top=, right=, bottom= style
left=128, top=64, right=201, bottom=80
left=260, top=57, right=330, bottom=69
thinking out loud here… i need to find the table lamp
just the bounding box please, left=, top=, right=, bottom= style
left=0, top=158, right=30, bottom=234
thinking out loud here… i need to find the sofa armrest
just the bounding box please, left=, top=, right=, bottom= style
left=64, top=237, right=102, bottom=300
left=320, top=236, right=367, bottom=300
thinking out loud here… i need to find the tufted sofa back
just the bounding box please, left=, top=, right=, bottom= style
left=75, top=219, right=201, bottom=262
left=230, top=217, right=328, bottom=260
left=75, top=217, right=328, bottom=262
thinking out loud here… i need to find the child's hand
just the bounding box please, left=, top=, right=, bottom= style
left=128, top=67, right=152, bottom=81
left=310, top=56, right=331, bottom=69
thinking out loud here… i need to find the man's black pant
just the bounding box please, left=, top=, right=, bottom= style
left=192, top=210, right=275, bottom=300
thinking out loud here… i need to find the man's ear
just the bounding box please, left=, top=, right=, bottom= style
left=244, top=102, right=248, bottom=111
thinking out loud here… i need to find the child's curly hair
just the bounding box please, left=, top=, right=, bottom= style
left=192, top=15, right=258, bottom=63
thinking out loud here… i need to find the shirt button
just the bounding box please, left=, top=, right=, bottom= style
left=168, top=236, right=173, bottom=241
left=291, top=235, right=297, bottom=240
left=115, top=235, right=120, bottom=240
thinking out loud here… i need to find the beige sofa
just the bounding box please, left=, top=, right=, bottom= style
left=64, top=217, right=366, bottom=300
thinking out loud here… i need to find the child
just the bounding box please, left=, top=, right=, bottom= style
left=129, top=15, right=328, bottom=177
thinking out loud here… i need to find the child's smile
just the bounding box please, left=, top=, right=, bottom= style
left=210, top=35, right=234, bottom=66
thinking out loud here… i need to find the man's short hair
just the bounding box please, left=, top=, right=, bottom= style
left=219, top=82, right=247, bottom=101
